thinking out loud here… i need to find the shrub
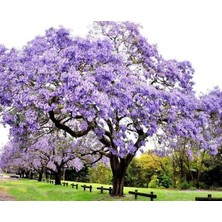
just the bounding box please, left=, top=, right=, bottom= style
left=198, top=182, right=208, bottom=190
left=88, top=163, right=112, bottom=184
left=158, top=174, right=172, bottom=188
left=177, top=181, right=191, bottom=190
left=148, top=175, right=159, bottom=188
left=214, top=187, right=222, bottom=191
left=189, top=186, right=196, bottom=190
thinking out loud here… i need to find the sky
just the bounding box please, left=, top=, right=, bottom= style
left=1, top=0, right=222, bottom=147
left=0, top=0, right=221, bottom=219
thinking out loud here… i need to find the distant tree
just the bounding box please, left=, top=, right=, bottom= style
left=0, top=141, right=34, bottom=177
left=88, top=163, right=112, bottom=184
left=127, top=153, right=161, bottom=187
left=0, top=131, right=89, bottom=184
left=65, top=165, right=89, bottom=182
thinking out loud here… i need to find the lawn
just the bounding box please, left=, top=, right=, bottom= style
left=1, top=178, right=222, bottom=201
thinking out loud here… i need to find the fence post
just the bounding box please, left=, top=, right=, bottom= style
left=150, top=192, right=154, bottom=201
left=135, top=190, right=138, bottom=200
left=109, top=187, right=112, bottom=195
left=83, top=185, right=86, bottom=191
left=101, top=186, right=103, bottom=194
left=208, top=194, right=212, bottom=200
left=90, top=185, right=92, bottom=192
left=76, top=184, right=78, bottom=189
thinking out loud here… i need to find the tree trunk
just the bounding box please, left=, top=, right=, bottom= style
left=38, top=172, right=43, bottom=182
left=112, top=173, right=125, bottom=196
left=195, top=151, right=206, bottom=188
left=110, top=154, right=129, bottom=196
left=62, top=168, right=66, bottom=181
left=25, top=171, right=29, bottom=178
left=30, top=172, right=34, bottom=179
left=54, top=168, right=62, bottom=185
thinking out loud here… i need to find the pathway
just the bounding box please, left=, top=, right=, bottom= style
left=0, top=177, right=16, bottom=201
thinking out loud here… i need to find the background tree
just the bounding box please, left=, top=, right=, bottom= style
left=28, top=132, right=85, bottom=185
left=88, top=163, right=112, bottom=184
left=64, top=165, right=89, bottom=182
left=126, top=153, right=161, bottom=187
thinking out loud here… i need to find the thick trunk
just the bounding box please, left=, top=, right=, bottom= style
left=44, top=171, right=48, bottom=179
left=110, top=154, right=130, bottom=196
left=38, top=172, right=43, bottom=182
left=54, top=168, right=62, bottom=185
left=112, top=174, right=125, bottom=196
left=25, top=172, right=29, bottom=178
left=30, top=172, right=34, bottom=179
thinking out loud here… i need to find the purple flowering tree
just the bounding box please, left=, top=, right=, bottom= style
left=152, top=87, right=222, bottom=186
left=27, top=132, right=85, bottom=185
left=156, top=87, right=222, bottom=155
left=0, top=22, right=214, bottom=196
left=0, top=140, right=34, bottom=177
left=0, top=130, right=101, bottom=184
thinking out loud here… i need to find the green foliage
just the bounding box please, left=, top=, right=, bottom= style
left=148, top=175, right=159, bottom=188
left=198, top=182, right=208, bottom=190
left=126, top=153, right=161, bottom=187
left=200, top=153, right=222, bottom=187
left=126, top=147, right=222, bottom=190
left=177, top=181, right=191, bottom=190
left=88, top=163, right=112, bottom=184
left=158, top=174, right=172, bottom=188
left=65, top=165, right=89, bottom=182
left=125, top=158, right=144, bottom=187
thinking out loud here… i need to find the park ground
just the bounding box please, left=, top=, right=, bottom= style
left=0, top=187, right=15, bottom=200
left=1, top=176, right=222, bottom=201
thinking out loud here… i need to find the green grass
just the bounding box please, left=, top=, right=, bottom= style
left=1, top=178, right=222, bottom=201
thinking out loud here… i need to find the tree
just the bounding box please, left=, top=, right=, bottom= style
left=0, top=140, right=34, bottom=177
left=0, top=22, right=214, bottom=196
left=200, top=147, right=222, bottom=188
left=28, top=132, right=85, bottom=185
left=126, top=153, right=161, bottom=187
left=65, top=165, right=89, bottom=182
left=0, top=131, right=89, bottom=184
left=152, top=87, right=222, bottom=188
left=88, top=163, right=112, bottom=184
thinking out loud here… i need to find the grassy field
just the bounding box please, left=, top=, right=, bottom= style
left=1, top=178, right=222, bottom=201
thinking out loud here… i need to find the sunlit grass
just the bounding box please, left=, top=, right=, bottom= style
left=1, top=178, right=222, bottom=201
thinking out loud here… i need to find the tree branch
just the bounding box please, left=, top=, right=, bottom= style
left=48, top=110, right=95, bottom=138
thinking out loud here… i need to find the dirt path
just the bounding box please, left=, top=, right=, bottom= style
left=0, top=188, right=15, bottom=201
left=0, top=178, right=16, bottom=201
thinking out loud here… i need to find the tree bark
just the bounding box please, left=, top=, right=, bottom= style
left=195, top=151, right=206, bottom=188
left=25, top=171, right=29, bottom=178
left=54, top=168, right=62, bottom=185
left=38, top=172, right=43, bottom=182
left=110, top=154, right=129, bottom=196
left=30, top=172, right=34, bottom=179
left=62, top=168, right=66, bottom=181
left=112, top=173, right=125, bottom=196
